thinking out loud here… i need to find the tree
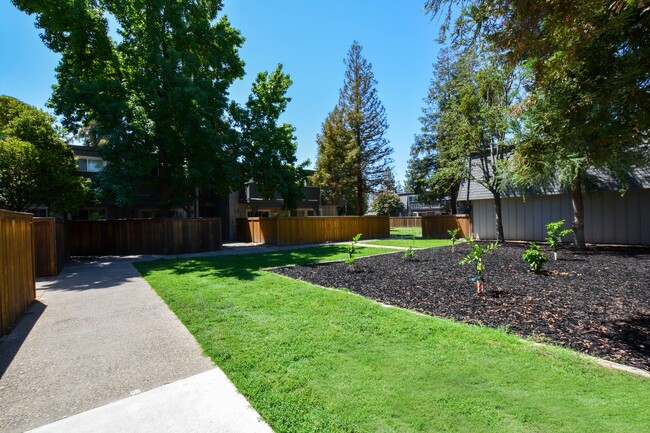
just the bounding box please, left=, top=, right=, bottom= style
left=13, top=0, right=305, bottom=216
left=407, top=46, right=519, bottom=241
left=313, top=41, right=393, bottom=215
left=370, top=190, right=405, bottom=216
left=424, top=0, right=650, bottom=248
left=232, top=65, right=308, bottom=212
left=0, top=96, right=88, bottom=213
left=311, top=107, right=357, bottom=214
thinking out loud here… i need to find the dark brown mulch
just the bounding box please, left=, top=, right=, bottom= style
left=271, top=243, right=650, bottom=371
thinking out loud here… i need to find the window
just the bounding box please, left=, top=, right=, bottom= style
left=76, top=157, right=106, bottom=172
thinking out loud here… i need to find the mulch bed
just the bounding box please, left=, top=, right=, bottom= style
left=271, top=243, right=650, bottom=371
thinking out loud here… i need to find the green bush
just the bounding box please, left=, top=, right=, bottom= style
left=522, top=242, right=547, bottom=273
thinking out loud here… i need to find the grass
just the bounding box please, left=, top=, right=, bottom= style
left=389, top=226, right=422, bottom=237
left=363, top=238, right=452, bottom=248
left=136, top=245, right=650, bottom=433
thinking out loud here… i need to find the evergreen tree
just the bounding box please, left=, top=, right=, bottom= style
left=313, top=41, right=393, bottom=215
left=311, top=107, right=357, bottom=214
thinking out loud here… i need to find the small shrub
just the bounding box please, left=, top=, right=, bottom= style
left=403, top=235, right=416, bottom=260
left=546, top=220, right=573, bottom=260
left=346, top=233, right=362, bottom=270
left=522, top=242, right=548, bottom=273
left=448, top=228, right=460, bottom=253
left=459, top=236, right=499, bottom=293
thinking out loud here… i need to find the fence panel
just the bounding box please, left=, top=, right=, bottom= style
left=68, top=218, right=222, bottom=256
left=0, top=209, right=36, bottom=335
left=237, top=216, right=389, bottom=245
left=422, top=215, right=472, bottom=239
left=33, top=218, right=68, bottom=277
left=389, top=217, right=422, bottom=228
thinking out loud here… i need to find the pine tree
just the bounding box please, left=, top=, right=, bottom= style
left=313, top=41, right=393, bottom=215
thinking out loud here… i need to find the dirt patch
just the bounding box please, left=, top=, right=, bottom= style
left=271, top=243, right=650, bottom=371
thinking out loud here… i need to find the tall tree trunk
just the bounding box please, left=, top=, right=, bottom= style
left=450, top=183, right=459, bottom=215
left=493, top=191, right=505, bottom=242
left=356, top=170, right=364, bottom=216
left=571, top=176, right=586, bottom=249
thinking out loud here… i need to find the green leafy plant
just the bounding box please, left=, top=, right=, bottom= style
left=448, top=228, right=460, bottom=253
left=403, top=234, right=416, bottom=260
left=346, top=233, right=363, bottom=270
left=545, top=220, right=573, bottom=260
left=522, top=242, right=548, bottom=273
left=459, top=236, right=499, bottom=293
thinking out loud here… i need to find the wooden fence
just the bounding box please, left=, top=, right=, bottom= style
left=34, top=218, right=68, bottom=277
left=389, top=217, right=422, bottom=228
left=68, top=218, right=222, bottom=256
left=0, top=210, right=36, bottom=335
left=422, top=215, right=472, bottom=239
left=237, top=216, right=390, bottom=245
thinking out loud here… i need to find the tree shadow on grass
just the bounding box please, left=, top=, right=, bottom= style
left=136, top=245, right=358, bottom=281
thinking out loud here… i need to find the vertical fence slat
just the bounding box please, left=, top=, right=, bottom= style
left=236, top=216, right=390, bottom=245
left=67, top=219, right=222, bottom=256
left=421, top=215, right=472, bottom=239
left=0, top=209, right=36, bottom=336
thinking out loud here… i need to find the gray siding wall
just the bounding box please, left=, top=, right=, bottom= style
left=471, top=189, right=650, bottom=245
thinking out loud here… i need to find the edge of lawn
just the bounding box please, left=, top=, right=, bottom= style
left=135, top=245, right=650, bottom=433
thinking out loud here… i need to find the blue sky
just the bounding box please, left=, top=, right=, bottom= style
left=0, top=0, right=445, bottom=184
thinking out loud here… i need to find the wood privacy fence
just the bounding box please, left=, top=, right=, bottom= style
left=422, top=215, right=472, bottom=239
left=237, top=216, right=390, bottom=245
left=0, top=210, right=36, bottom=335
left=34, top=218, right=68, bottom=277
left=389, top=217, right=422, bottom=228
left=68, top=218, right=222, bottom=256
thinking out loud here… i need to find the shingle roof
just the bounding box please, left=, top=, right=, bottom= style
left=457, top=156, right=650, bottom=202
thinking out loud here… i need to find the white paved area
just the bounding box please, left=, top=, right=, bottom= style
left=26, top=369, right=273, bottom=433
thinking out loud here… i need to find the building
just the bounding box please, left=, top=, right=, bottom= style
left=457, top=162, right=650, bottom=245
left=397, top=193, right=448, bottom=216
left=68, top=145, right=333, bottom=240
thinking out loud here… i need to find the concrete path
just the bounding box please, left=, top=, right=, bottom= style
left=0, top=250, right=273, bottom=433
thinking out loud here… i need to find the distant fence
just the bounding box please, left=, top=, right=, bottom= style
left=422, top=215, right=472, bottom=239
left=237, top=216, right=390, bottom=245
left=34, top=218, right=68, bottom=277
left=69, top=218, right=222, bottom=256
left=390, top=217, right=422, bottom=228
left=0, top=210, right=36, bottom=335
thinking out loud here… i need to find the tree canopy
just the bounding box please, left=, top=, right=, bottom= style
left=312, top=41, right=393, bottom=215
left=370, top=190, right=405, bottom=216
left=424, top=0, right=650, bottom=247
left=13, top=0, right=305, bottom=215
left=0, top=95, right=89, bottom=213
left=408, top=45, right=519, bottom=241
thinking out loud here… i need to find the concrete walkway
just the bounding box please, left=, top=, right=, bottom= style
left=0, top=246, right=275, bottom=433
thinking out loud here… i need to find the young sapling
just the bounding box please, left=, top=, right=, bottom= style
left=448, top=228, right=460, bottom=253
left=403, top=234, right=416, bottom=260
left=459, top=236, right=499, bottom=293
left=522, top=242, right=548, bottom=273
left=345, top=233, right=362, bottom=270
left=545, top=220, right=573, bottom=260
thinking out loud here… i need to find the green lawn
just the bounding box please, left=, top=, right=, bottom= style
left=136, top=245, right=650, bottom=433
left=389, top=226, right=422, bottom=237
left=363, top=238, right=451, bottom=248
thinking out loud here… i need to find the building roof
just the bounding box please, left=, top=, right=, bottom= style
left=457, top=157, right=650, bottom=202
